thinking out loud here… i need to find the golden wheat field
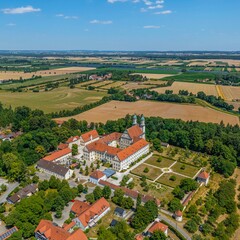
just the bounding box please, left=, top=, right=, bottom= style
left=56, top=100, right=239, bottom=125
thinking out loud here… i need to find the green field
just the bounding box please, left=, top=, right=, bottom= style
left=156, top=173, right=187, bottom=188
left=162, top=72, right=216, bottom=82
left=145, top=155, right=175, bottom=168
left=171, top=162, right=200, bottom=178
left=0, top=87, right=108, bottom=113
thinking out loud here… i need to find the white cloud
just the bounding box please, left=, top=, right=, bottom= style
left=1, top=6, right=41, bottom=14
left=107, top=0, right=128, bottom=3
left=143, top=25, right=160, bottom=28
left=6, top=23, right=16, bottom=27
left=56, top=14, right=79, bottom=20
left=90, top=20, right=113, bottom=24
left=154, top=10, right=172, bottom=14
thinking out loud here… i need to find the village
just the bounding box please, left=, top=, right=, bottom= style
left=0, top=115, right=212, bottom=240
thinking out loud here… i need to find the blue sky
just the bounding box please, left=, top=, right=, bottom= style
left=0, top=0, right=239, bottom=51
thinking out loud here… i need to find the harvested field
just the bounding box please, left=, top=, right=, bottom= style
left=0, top=67, right=95, bottom=81
left=131, top=163, right=162, bottom=180
left=122, top=82, right=157, bottom=90
left=145, top=156, right=175, bottom=168
left=153, top=82, right=218, bottom=96
left=171, top=162, right=200, bottom=178
left=56, top=100, right=240, bottom=125
left=221, top=86, right=240, bottom=101
left=143, top=80, right=168, bottom=85
left=156, top=173, right=187, bottom=188
left=0, top=87, right=107, bottom=113
left=132, top=73, right=175, bottom=79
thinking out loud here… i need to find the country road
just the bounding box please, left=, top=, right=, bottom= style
left=158, top=213, right=192, bottom=240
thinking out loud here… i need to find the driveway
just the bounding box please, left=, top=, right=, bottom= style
left=0, top=181, right=19, bottom=204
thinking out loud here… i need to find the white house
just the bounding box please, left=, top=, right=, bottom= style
left=42, top=148, right=72, bottom=165
left=37, top=159, right=73, bottom=180
left=73, top=197, right=110, bottom=231
left=89, top=170, right=107, bottom=185
left=147, top=221, right=168, bottom=237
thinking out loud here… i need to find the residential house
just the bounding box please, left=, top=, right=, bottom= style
left=73, top=197, right=110, bottom=231
left=35, top=220, right=87, bottom=240
left=71, top=200, right=90, bottom=216
left=114, top=207, right=126, bottom=218
left=89, top=170, right=107, bottom=185
left=147, top=221, right=168, bottom=237
left=7, top=184, right=38, bottom=204
left=37, top=159, right=73, bottom=180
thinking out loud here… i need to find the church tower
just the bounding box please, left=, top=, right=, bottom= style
left=140, top=115, right=146, bottom=139
left=133, top=114, right=137, bottom=126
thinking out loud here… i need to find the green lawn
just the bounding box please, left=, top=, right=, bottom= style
left=156, top=173, right=187, bottom=188
left=145, top=155, right=175, bottom=168
left=0, top=87, right=108, bottom=113
left=131, top=163, right=162, bottom=181
left=171, top=162, right=200, bottom=178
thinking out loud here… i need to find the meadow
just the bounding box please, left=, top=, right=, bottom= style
left=0, top=87, right=107, bottom=113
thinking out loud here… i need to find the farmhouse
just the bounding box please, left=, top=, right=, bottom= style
left=83, top=115, right=149, bottom=171
left=37, top=159, right=73, bottom=180
left=35, top=220, right=87, bottom=240
left=73, top=197, right=110, bottom=231
left=147, top=221, right=168, bottom=237
left=42, top=148, right=72, bottom=165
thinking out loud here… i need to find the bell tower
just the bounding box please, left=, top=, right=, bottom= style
left=140, top=115, right=146, bottom=139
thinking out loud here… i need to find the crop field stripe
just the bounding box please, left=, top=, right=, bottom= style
left=216, top=85, right=226, bottom=100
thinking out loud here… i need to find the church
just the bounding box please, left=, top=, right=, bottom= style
left=83, top=115, right=149, bottom=171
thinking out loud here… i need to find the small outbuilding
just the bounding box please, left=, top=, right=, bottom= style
left=197, top=171, right=210, bottom=185
left=174, top=210, right=183, bottom=222
left=110, top=219, right=119, bottom=227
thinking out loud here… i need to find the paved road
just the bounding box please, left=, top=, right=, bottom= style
left=0, top=182, right=19, bottom=204
left=158, top=213, right=191, bottom=240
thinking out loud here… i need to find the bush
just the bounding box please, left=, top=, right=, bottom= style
left=169, top=175, right=176, bottom=181
left=143, top=167, right=149, bottom=173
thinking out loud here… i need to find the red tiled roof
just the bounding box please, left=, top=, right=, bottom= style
left=117, top=139, right=149, bottom=162
left=148, top=222, right=168, bottom=234
left=43, top=148, right=71, bottom=162
left=99, top=180, right=160, bottom=205
left=175, top=210, right=183, bottom=217
left=198, top=171, right=209, bottom=179
left=98, top=132, right=122, bottom=145
left=86, top=141, right=121, bottom=156
left=90, top=170, right=105, bottom=180
left=81, top=130, right=99, bottom=143
left=127, top=125, right=143, bottom=140
left=66, top=136, right=80, bottom=144
left=77, top=197, right=110, bottom=228
left=35, top=220, right=87, bottom=240
left=71, top=200, right=90, bottom=216
left=58, top=143, right=69, bottom=150
left=135, top=234, right=144, bottom=240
